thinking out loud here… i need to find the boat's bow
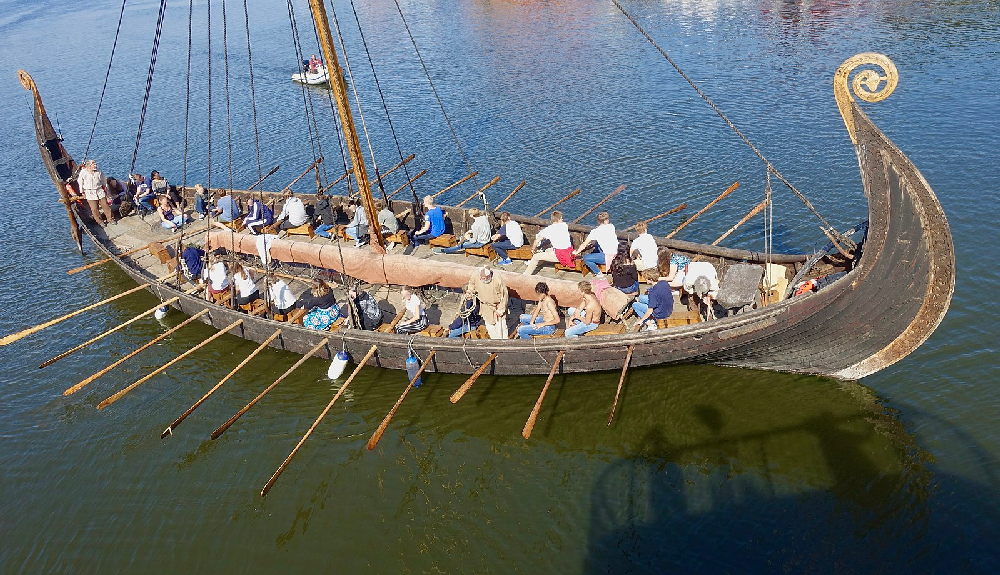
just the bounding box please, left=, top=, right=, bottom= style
left=19, top=70, right=82, bottom=252
left=831, top=53, right=955, bottom=378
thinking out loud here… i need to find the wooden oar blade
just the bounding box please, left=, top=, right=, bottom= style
left=449, top=353, right=497, bottom=403
left=522, top=351, right=565, bottom=439
left=367, top=350, right=436, bottom=450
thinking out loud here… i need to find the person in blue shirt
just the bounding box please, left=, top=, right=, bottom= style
left=409, top=195, right=445, bottom=246
left=632, top=253, right=676, bottom=330
left=212, top=189, right=241, bottom=223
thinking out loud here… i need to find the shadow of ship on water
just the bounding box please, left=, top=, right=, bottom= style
left=583, top=383, right=1000, bottom=574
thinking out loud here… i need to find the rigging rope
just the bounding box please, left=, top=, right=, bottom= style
left=392, top=0, right=481, bottom=197
left=128, top=0, right=169, bottom=176
left=176, top=0, right=195, bottom=285
left=347, top=0, right=420, bottom=207
left=241, top=0, right=263, bottom=182
left=329, top=2, right=389, bottom=204
left=222, top=0, right=234, bottom=193
left=83, top=0, right=128, bottom=162
left=611, top=0, right=840, bottom=237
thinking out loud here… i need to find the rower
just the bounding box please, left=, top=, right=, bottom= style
left=565, top=281, right=601, bottom=337
left=517, top=282, right=559, bottom=338
left=573, top=211, right=617, bottom=276
left=523, top=211, right=573, bottom=276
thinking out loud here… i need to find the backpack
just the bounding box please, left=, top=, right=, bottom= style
left=261, top=203, right=274, bottom=226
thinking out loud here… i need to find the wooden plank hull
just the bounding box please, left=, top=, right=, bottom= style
left=28, top=56, right=955, bottom=380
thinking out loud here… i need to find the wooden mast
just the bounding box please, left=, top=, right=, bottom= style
left=307, top=0, right=385, bottom=253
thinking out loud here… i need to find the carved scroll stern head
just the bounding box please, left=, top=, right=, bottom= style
left=834, top=53, right=900, bottom=144
left=18, top=69, right=36, bottom=92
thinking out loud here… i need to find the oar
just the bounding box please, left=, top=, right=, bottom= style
left=533, top=188, right=580, bottom=218
left=367, top=350, right=436, bottom=450
left=666, top=181, right=739, bottom=239
left=449, top=353, right=497, bottom=403
left=522, top=350, right=565, bottom=439
left=67, top=227, right=205, bottom=274
left=211, top=338, right=332, bottom=440
left=620, top=202, right=687, bottom=233
left=572, top=184, right=626, bottom=224
left=456, top=176, right=500, bottom=208
left=607, top=345, right=634, bottom=426
left=64, top=309, right=210, bottom=396
left=260, top=344, right=378, bottom=496
left=97, top=319, right=244, bottom=410
left=711, top=198, right=768, bottom=246
left=494, top=181, right=526, bottom=211
left=387, top=169, right=429, bottom=200
left=323, top=168, right=353, bottom=192
left=1, top=282, right=156, bottom=346
left=161, top=328, right=283, bottom=438
left=429, top=171, right=478, bottom=200
left=280, top=156, right=324, bottom=193
left=39, top=296, right=181, bottom=368
left=374, top=153, right=415, bottom=184
left=247, top=165, right=280, bottom=190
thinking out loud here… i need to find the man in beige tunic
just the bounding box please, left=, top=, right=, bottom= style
left=468, top=266, right=509, bottom=339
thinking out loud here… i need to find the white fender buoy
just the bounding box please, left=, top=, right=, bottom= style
left=154, top=306, right=169, bottom=320
left=328, top=350, right=350, bottom=379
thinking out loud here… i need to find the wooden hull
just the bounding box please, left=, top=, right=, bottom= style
left=28, top=58, right=955, bottom=380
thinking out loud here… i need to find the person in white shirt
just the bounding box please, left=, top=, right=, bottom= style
left=395, top=286, right=428, bottom=334
left=269, top=279, right=297, bottom=316
left=574, top=211, right=617, bottom=276
left=232, top=263, right=260, bottom=308
left=439, top=208, right=492, bottom=254
left=276, top=190, right=309, bottom=230
left=683, top=260, right=720, bottom=319
left=77, top=159, right=116, bottom=226
left=489, top=211, right=524, bottom=266
left=630, top=220, right=660, bottom=281
left=523, top=211, right=574, bottom=275
left=203, top=260, right=230, bottom=302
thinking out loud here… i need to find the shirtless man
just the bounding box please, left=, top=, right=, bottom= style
left=517, top=282, right=559, bottom=338
left=565, top=281, right=601, bottom=337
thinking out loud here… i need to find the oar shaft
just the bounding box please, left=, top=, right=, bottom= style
left=261, top=344, right=378, bottom=496
left=607, top=345, right=634, bottom=426
left=388, top=169, right=429, bottom=200
left=572, top=184, right=625, bottom=224
left=666, top=181, right=739, bottom=239
left=374, top=153, right=415, bottom=184
left=712, top=199, right=768, bottom=246
left=64, top=309, right=210, bottom=396
left=162, top=329, right=283, bottom=438
left=247, top=165, right=280, bottom=190
left=449, top=353, right=497, bottom=403
left=367, top=351, right=436, bottom=450
left=39, top=296, right=181, bottom=368
left=67, top=227, right=205, bottom=274
left=494, top=181, right=526, bottom=211
left=211, top=337, right=331, bottom=440
left=522, top=350, right=565, bottom=439
left=98, top=319, right=244, bottom=410
left=429, top=171, right=478, bottom=200
left=281, top=156, right=324, bottom=192
left=456, top=176, right=500, bottom=208
left=1, top=283, right=152, bottom=346
left=533, top=188, right=580, bottom=218
left=621, top=203, right=687, bottom=233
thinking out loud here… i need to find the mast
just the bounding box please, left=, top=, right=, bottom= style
left=308, top=0, right=385, bottom=253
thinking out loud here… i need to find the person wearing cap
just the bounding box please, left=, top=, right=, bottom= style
left=467, top=266, right=509, bottom=338
left=77, top=159, right=115, bottom=226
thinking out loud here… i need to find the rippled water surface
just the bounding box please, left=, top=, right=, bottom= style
left=1, top=0, right=998, bottom=572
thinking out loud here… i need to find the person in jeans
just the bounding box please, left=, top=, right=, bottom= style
left=565, top=281, right=601, bottom=337
left=409, top=195, right=445, bottom=246
left=193, top=184, right=211, bottom=219
left=517, top=282, right=559, bottom=339
left=573, top=211, right=618, bottom=276
left=632, top=252, right=676, bottom=330
left=439, top=208, right=491, bottom=254
left=490, top=211, right=524, bottom=265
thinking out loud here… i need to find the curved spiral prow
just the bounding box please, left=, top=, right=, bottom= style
left=834, top=53, right=900, bottom=144
left=18, top=69, right=36, bottom=92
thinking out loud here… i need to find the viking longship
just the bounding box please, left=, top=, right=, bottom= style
left=11, top=0, right=953, bottom=449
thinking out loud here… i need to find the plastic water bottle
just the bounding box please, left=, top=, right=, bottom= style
left=406, top=355, right=422, bottom=388
left=328, top=350, right=350, bottom=379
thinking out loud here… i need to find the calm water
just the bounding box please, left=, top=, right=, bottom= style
left=2, top=0, right=998, bottom=572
